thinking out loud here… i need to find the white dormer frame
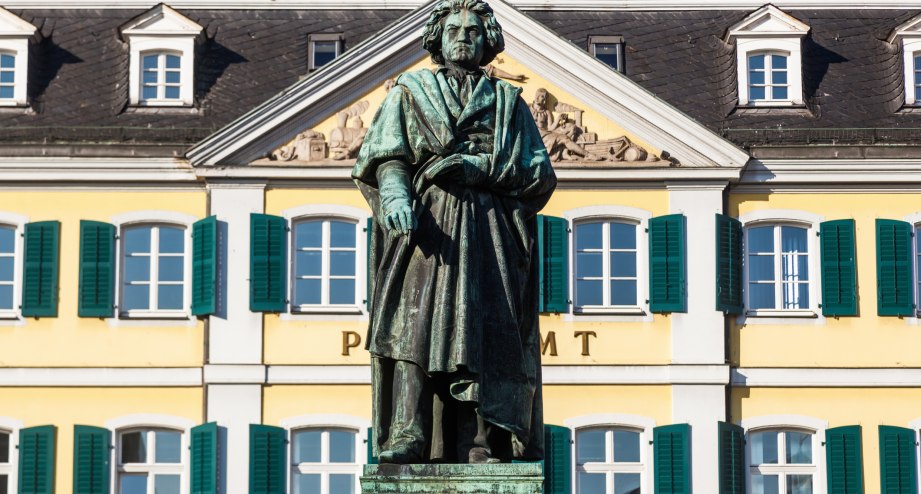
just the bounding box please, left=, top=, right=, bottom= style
left=119, top=4, right=202, bottom=107
left=727, top=5, right=809, bottom=106
left=889, top=14, right=921, bottom=106
left=0, top=7, right=36, bottom=107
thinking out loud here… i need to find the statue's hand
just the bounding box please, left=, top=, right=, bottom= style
left=425, top=154, right=489, bottom=186
left=382, top=202, right=417, bottom=236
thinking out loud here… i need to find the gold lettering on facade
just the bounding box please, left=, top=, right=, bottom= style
left=342, top=331, right=362, bottom=356
left=573, top=331, right=597, bottom=356
left=540, top=331, right=558, bottom=356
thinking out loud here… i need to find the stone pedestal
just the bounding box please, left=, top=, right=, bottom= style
left=361, top=463, right=543, bottom=494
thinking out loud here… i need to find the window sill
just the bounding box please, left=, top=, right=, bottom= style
left=745, top=309, right=817, bottom=318
left=574, top=306, right=646, bottom=316
left=119, top=310, right=191, bottom=320
left=124, top=105, right=201, bottom=115
left=291, top=305, right=363, bottom=315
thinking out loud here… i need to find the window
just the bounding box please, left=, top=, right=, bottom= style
left=749, top=429, right=816, bottom=494
left=588, top=36, right=624, bottom=72
left=141, top=52, right=181, bottom=102
left=0, top=53, right=13, bottom=100
left=0, top=430, right=9, bottom=494
left=746, top=224, right=809, bottom=311
left=0, top=226, right=14, bottom=314
left=292, top=218, right=358, bottom=309
left=118, top=428, right=184, bottom=494
left=574, top=220, right=638, bottom=311
left=576, top=427, right=643, bottom=494
left=291, top=428, right=361, bottom=494
left=914, top=55, right=921, bottom=103
left=0, top=9, right=35, bottom=106
left=309, top=34, right=343, bottom=71
left=748, top=52, right=789, bottom=102
left=120, top=224, right=187, bottom=316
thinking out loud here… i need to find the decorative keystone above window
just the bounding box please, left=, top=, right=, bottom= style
left=888, top=14, right=921, bottom=106
left=0, top=7, right=37, bottom=107
left=119, top=4, right=202, bottom=107
left=726, top=5, right=809, bottom=106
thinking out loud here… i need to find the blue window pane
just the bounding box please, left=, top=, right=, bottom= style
left=613, top=430, right=640, bottom=462
left=0, top=86, right=11, bottom=99
left=748, top=227, right=773, bottom=253
left=915, top=54, right=921, bottom=70
left=159, top=227, right=184, bottom=253
left=773, top=70, right=788, bottom=85
left=143, top=55, right=159, bottom=69
left=752, top=474, right=779, bottom=494
left=0, top=227, right=14, bottom=253
left=749, top=255, right=774, bottom=282
left=0, top=285, right=13, bottom=310
left=0, top=71, right=12, bottom=84
left=749, top=54, right=765, bottom=70
left=330, top=221, right=356, bottom=248
left=786, top=431, right=812, bottom=464
left=782, top=283, right=808, bottom=309
left=773, top=86, right=788, bottom=100
left=781, top=255, right=808, bottom=282
left=614, top=473, right=641, bottom=494
left=296, top=221, right=322, bottom=248
left=121, top=431, right=147, bottom=463
left=751, top=431, right=778, bottom=464
left=787, top=475, right=813, bottom=494
left=771, top=55, right=787, bottom=69
left=142, top=86, right=158, bottom=100
left=123, top=284, right=150, bottom=310
left=0, top=432, right=8, bottom=462
left=750, top=85, right=766, bottom=101
left=330, top=251, right=356, bottom=276
left=154, top=474, right=181, bottom=494
left=313, top=41, right=338, bottom=68
left=165, top=55, right=180, bottom=69
left=294, top=473, right=321, bottom=494
left=0, top=258, right=13, bottom=282
left=596, top=52, right=618, bottom=69
left=577, top=472, right=605, bottom=494
left=294, top=430, right=322, bottom=463
left=158, top=257, right=183, bottom=282
left=781, top=227, right=807, bottom=253
left=915, top=85, right=921, bottom=102
left=158, top=285, right=183, bottom=310
left=610, top=222, right=636, bottom=249
left=611, top=251, right=636, bottom=278
left=329, top=279, right=355, bottom=305
left=576, top=223, right=602, bottom=250
left=143, top=71, right=157, bottom=84
left=576, top=279, right=603, bottom=307
left=576, top=252, right=602, bottom=277
left=296, top=251, right=322, bottom=277
left=0, top=474, right=7, bottom=493
left=611, top=280, right=637, bottom=306
left=165, top=71, right=180, bottom=84
left=155, top=431, right=181, bottom=463
left=0, top=55, right=13, bottom=68
left=124, top=256, right=150, bottom=283
left=749, top=70, right=765, bottom=85
left=124, top=227, right=151, bottom=254
left=329, top=430, right=356, bottom=463
left=120, top=474, right=147, bottom=494
left=749, top=283, right=775, bottom=310
left=330, top=474, right=356, bottom=494
left=576, top=429, right=605, bottom=463
left=165, top=86, right=180, bottom=99
left=295, top=279, right=321, bottom=305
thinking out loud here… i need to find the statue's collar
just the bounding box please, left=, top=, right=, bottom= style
left=435, top=65, right=489, bottom=81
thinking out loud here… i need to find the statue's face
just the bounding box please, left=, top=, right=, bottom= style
left=535, top=91, right=547, bottom=106
left=441, top=9, right=485, bottom=69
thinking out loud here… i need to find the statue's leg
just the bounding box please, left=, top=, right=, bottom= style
left=380, top=360, right=430, bottom=463
left=456, top=402, right=502, bottom=464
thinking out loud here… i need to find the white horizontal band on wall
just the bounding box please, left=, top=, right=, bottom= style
left=732, top=367, right=921, bottom=387
left=0, top=367, right=203, bottom=386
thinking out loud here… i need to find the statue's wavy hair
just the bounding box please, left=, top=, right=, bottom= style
left=421, top=0, right=505, bottom=66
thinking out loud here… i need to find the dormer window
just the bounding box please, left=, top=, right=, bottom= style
left=308, top=33, right=343, bottom=71
left=0, top=8, right=37, bottom=107
left=888, top=13, right=921, bottom=106
left=588, top=35, right=625, bottom=73
left=727, top=5, right=808, bottom=107
left=119, top=4, right=202, bottom=107
left=0, top=53, right=14, bottom=99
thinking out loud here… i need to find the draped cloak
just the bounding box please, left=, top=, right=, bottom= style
left=352, top=68, right=556, bottom=460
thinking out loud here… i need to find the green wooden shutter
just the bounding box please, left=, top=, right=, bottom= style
left=365, top=217, right=374, bottom=311
left=821, top=219, right=858, bottom=316
left=649, top=214, right=687, bottom=313
left=879, top=425, right=917, bottom=494
left=718, top=422, right=744, bottom=494
left=716, top=214, right=743, bottom=314
left=826, top=425, right=864, bottom=494
left=366, top=426, right=378, bottom=465
left=250, top=214, right=287, bottom=312
left=191, top=422, right=218, bottom=494
left=78, top=221, right=116, bottom=318
left=543, top=424, right=572, bottom=494
left=21, top=221, right=60, bottom=318
left=537, top=215, right=569, bottom=313
left=73, top=425, right=110, bottom=494
left=249, top=424, right=286, bottom=494
left=192, top=216, right=218, bottom=316
left=876, top=220, right=913, bottom=316
left=654, top=424, right=690, bottom=494
left=18, top=425, right=56, bottom=494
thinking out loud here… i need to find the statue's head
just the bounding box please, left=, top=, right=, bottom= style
left=422, top=0, right=504, bottom=69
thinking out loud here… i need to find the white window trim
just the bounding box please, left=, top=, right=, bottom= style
left=0, top=416, right=23, bottom=494
left=902, top=212, right=921, bottom=320
left=564, top=414, right=655, bottom=494
left=110, top=211, right=197, bottom=320
left=735, top=40, right=803, bottom=106
left=740, top=415, right=827, bottom=494
left=587, top=35, right=624, bottom=73
left=128, top=38, right=194, bottom=106
left=281, top=205, right=370, bottom=318
left=905, top=417, right=921, bottom=490
left=738, top=209, right=824, bottom=322
left=105, top=414, right=194, bottom=494
left=0, top=212, right=28, bottom=322
left=563, top=205, right=652, bottom=322
left=903, top=42, right=921, bottom=106
left=279, top=414, right=369, bottom=494
left=308, top=33, right=343, bottom=72
left=0, top=8, right=36, bottom=107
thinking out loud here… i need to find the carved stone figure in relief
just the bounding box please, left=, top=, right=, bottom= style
left=529, top=87, right=601, bottom=161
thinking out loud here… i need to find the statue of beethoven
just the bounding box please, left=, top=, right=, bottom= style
left=352, top=0, right=556, bottom=464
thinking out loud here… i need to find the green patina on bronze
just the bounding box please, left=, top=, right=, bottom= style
left=352, top=0, right=555, bottom=464
left=361, top=463, right=543, bottom=493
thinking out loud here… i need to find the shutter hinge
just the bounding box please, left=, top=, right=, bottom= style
left=815, top=232, right=820, bottom=237
left=644, top=228, right=649, bottom=233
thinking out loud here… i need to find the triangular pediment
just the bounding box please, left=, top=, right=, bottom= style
left=888, top=13, right=921, bottom=43
left=188, top=0, right=748, bottom=170
left=726, top=4, right=809, bottom=40
left=0, top=7, right=37, bottom=37
left=119, top=3, right=202, bottom=38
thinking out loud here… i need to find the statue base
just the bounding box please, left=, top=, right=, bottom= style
left=360, top=463, right=543, bottom=494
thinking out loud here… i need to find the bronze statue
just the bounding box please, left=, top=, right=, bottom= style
left=352, top=0, right=555, bottom=464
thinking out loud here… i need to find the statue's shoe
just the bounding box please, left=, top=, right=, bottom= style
left=468, top=447, right=501, bottom=464
left=379, top=446, right=422, bottom=464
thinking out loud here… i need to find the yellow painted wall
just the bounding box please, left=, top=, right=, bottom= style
left=732, top=387, right=921, bottom=493
left=731, top=193, right=921, bottom=367
left=0, top=191, right=206, bottom=367
left=543, top=385, right=672, bottom=425
left=263, top=385, right=372, bottom=424
left=0, top=387, right=202, bottom=493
